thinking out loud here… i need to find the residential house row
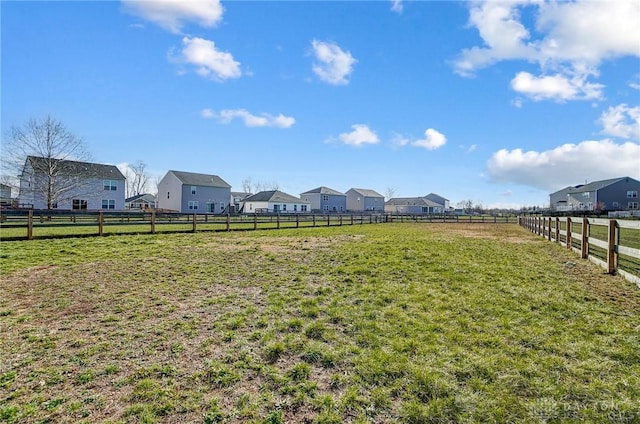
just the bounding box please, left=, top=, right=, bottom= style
left=13, top=156, right=639, bottom=214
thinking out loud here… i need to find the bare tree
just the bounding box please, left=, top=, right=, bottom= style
left=241, top=178, right=252, bottom=194
left=456, top=199, right=473, bottom=213
left=120, top=160, right=150, bottom=198
left=384, top=186, right=397, bottom=201
left=2, top=116, right=92, bottom=209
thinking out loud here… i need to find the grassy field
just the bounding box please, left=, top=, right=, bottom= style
left=1, top=223, right=639, bottom=423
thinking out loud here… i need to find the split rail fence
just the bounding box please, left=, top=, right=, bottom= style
left=519, top=215, right=640, bottom=285
left=0, top=210, right=517, bottom=242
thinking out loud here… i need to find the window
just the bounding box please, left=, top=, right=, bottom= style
left=588, top=202, right=593, bottom=209
left=188, top=201, right=198, bottom=210
left=72, top=199, right=87, bottom=210
left=323, top=205, right=329, bottom=211
left=613, top=201, right=619, bottom=208
left=104, top=180, right=117, bottom=191
left=301, top=205, right=308, bottom=212
left=628, top=191, right=638, bottom=198
left=191, top=186, right=197, bottom=195
left=102, top=199, right=115, bottom=209
left=220, top=202, right=225, bottom=210
left=52, top=202, right=58, bottom=209
left=167, top=191, right=170, bottom=199
left=206, top=202, right=215, bottom=213
left=582, top=192, right=590, bottom=198
left=294, top=204, right=297, bottom=212
left=629, top=202, right=639, bottom=209
left=273, top=205, right=280, bottom=212
left=322, top=195, right=329, bottom=201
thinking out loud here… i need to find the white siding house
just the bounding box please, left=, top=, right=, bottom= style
left=18, top=156, right=126, bottom=210
left=241, top=190, right=311, bottom=214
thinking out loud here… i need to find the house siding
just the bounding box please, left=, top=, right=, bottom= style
left=302, top=193, right=346, bottom=212
left=181, top=185, right=229, bottom=213
left=346, top=189, right=384, bottom=212
left=18, top=160, right=125, bottom=210
left=157, top=172, right=182, bottom=212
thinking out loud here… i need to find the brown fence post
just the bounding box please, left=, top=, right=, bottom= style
left=351, top=214, right=354, bottom=225
left=192, top=213, right=197, bottom=232
left=150, top=211, right=156, bottom=234
left=98, top=212, right=104, bottom=236
left=254, top=213, right=258, bottom=230
left=555, top=217, right=560, bottom=243
left=607, top=219, right=617, bottom=274
left=296, top=214, right=299, bottom=228
left=27, top=210, right=33, bottom=240
left=313, top=214, right=316, bottom=227
left=339, top=215, right=343, bottom=226
left=547, top=217, right=552, bottom=240
left=277, top=214, right=280, bottom=229
left=580, top=218, right=589, bottom=259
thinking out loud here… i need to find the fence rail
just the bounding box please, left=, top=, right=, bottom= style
left=519, top=215, right=640, bottom=286
left=0, top=210, right=517, bottom=241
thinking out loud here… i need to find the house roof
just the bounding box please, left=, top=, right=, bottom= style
left=26, top=156, right=125, bottom=179
left=386, top=197, right=441, bottom=207
left=348, top=188, right=384, bottom=198
left=551, top=177, right=639, bottom=196
left=231, top=192, right=252, bottom=199
left=126, top=193, right=156, bottom=203
left=424, top=193, right=449, bottom=204
left=243, top=190, right=308, bottom=204
left=168, top=170, right=231, bottom=188
left=300, top=186, right=345, bottom=196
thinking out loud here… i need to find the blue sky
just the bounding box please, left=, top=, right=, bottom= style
left=2, top=0, right=639, bottom=209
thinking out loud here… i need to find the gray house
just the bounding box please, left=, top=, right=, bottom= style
left=424, top=193, right=450, bottom=210
left=0, top=184, right=12, bottom=207
left=157, top=170, right=231, bottom=214
left=125, top=193, right=157, bottom=210
left=549, top=176, right=640, bottom=212
left=241, top=190, right=311, bottom=214
left=385, top=196, right=445, bottom=214
left=346, top=188, right=385, bottom=212
left=300, top=186, right=347, bottom=213
left=18, top=156, right=126, bottom=210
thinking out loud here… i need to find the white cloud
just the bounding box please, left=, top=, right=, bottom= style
left=391, top=133, right=410, bottom=148
left=510, top=71, right=604, bottom=102
left=311, top=40, right=357, bottom=85
left=487, top=139, right=640, bottom=191
left=201, top=108, right=295, bottom=128
left=412, top=128, right=447, bottom=150
left=454, top=0, right=640, bottom=102
left=390, top=0, right=403, bottom=14
left=176, top=37, right=241, bottom=81
left=121, top=0, right=224, bottom=34
left=337, top=124, right=379, bottom=146
left=599, top=104, right=640, bottom=140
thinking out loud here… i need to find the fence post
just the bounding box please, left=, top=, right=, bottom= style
left=296, top=214, right=299, bottom=228
left=226, top=213, right=230, bottom=231
left=555, top=217, right=560, bottom=243
left=580, top=218, right=589, bottom=259
left=313, top=215, right=316, bottom=227
left=150, top=211, right=156, bottom=234
left=351, top=214, right=354, bottom=225
left=27, top=210, right=33, bottom=240
left=277, top=214, right=280, bottom=229
left=254, top=213, right=257, bottom=230
left=547, top=217, right=552, bottom=241
left=192, top=213, right=197, bottom=232
left=98, top=212, right=104, bottom=236
left=566, top=217, right=572, bottom=249
left=607, top=219, right=617, bottom=274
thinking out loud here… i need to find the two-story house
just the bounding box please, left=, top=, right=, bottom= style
left=549, top=177, right=640, bottom=212
left=346, top=188, right=385, bottom=212
left=18, top=156, right=126, bottom=210
left=385, top=196, right=444, bottom=214
left=300, top=186, right=347, bottom=213
left=157, top=170, right=231, bottom=214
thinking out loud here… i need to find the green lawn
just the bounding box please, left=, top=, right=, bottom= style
left=0, top=224, right=638, bottom=423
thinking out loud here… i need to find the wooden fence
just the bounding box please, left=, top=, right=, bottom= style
left=0, top=210, right=517, bottom=241
left=0, top=210, right=390, bottom=241
left=519, top=215, right=640, bottom=286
